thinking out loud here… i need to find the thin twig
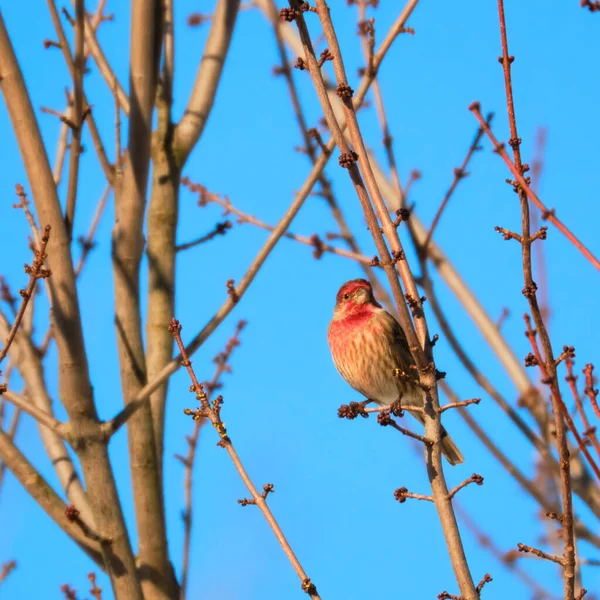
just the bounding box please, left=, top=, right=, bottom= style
left=51, top=1, right=109, bottom=188
left=82, top=11, right=130, bottom=114
left=181, top=178, right=377, bottom=265
left=447, top=474, right=484, bottom=500
left=455, top=504, right=558, bottom=599
left=177, top=320, right=246, bottom=600
left=565, top=358, right=600, bottom=461
left=389, top=420, right=433, bottom=445
left=64, top=0, right=85, bottom=238
left=421, top=117, right=490, bottom=255
left=75, top=184, right=111, bottom=277
left=530, top=127, right=550, bottom=325
left=356, top=2, right=405, bottom=208
left=524, top=317, right=600, bottom=482
left=439, top=573, right=493, bottom=600
left=583, top=364, right=600, bottom=421
left=0, top=561, right=16, bottom=586
left=175, top=220, right=232, bottom=252
left=88, top=572, right=103, bottom=600
left=187, top=1, right=257, bottom=26
left=338, top=400, right=432, bottom=444
left=0, top=220, right=51, bottom=365
left=517, top=543, right=564, bottom=566
left=393, top=487, right=433, bottom=503
left=494, top=7, right=576, bottom=595
left=170, top=319, right=321, bottom=600
left=440, top=380, right=600, bottom=548
left=469, top=103, right=600, bottom=272
left=46, top=0, right=114, bottom=183
left=439, top=398, right=481, bottom=413
left=37, top=185, right=110, bottom=358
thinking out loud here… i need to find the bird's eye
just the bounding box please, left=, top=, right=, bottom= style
left=343, top=293, right=351, bottom=300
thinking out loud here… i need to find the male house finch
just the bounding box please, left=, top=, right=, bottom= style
left=327, top=278, right=464, bottom=466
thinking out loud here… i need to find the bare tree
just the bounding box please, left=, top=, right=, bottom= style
left=1, top=1, right=599, bottom=599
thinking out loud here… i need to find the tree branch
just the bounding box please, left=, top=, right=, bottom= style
left=119, top=0, right=436, bottom=459
left=0, top=428, right=104, bottom=567
left=110, top=0, right=173, bottom=598
left=0, top=309, right=92, bottom=524
left=170, top=319, right=322, bottom=600
left=262, top=0, right=395, bottom=310
left=1, top=390, right=69, bottom=439
left=173, top=0, right=242, bottom=163
left=291, top=0, right=477, bottom=594
left=178, top=320, right=245, bottom=600
left=64, top=0, right=85, bottom=237
left=0, top=12, right=142, bottom=597
left=46, top=0, right=114, bottom=184
left=470, top=103, right=600, bottom=272
left=495, top=2, right=575, bottom=594
left=81, top=11, right=130, bottom=114
left=0, top=221, right=51, bottom=365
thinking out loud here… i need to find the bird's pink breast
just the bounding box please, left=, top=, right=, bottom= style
left=328, top=306, right=399, bottom=401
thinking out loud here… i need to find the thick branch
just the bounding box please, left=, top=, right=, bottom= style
left=173, top=0, right=241, bottom=163
left=0, top=310, right=92, bottom=526
left=145, top=88, right=180, bottom=491
left=111, top=1, right=173, bottom=598
left=0, top=428, right=103, bottom=566
left=1, top=390, right=69, bottom=439
left=147, top=0, right=242, bottom=484
left=0, top=11, right=142, bottom=598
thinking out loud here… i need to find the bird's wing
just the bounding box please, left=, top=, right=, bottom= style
left=379, top=309, right=416, bottom=375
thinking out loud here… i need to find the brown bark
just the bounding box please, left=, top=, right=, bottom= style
left=146, top=0, right=241, bottom=489
left=110, top=1, right=175, bottom=598
left=0, top=12, right=142, bottom=600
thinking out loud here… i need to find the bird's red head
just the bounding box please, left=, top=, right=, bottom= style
left=334, top=278, right=380, bottom=309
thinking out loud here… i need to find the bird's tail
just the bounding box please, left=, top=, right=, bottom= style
left=440, top=427, right=464, bottom=466
left=408, top=409, right=464, bottom=466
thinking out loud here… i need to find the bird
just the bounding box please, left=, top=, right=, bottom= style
left=327, top=278, right=464, bottom=466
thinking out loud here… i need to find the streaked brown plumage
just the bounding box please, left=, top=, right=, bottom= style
left=327, top=278, right=464, bottom=466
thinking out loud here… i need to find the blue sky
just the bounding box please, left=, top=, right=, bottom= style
left=1, top=1, right=599, bottom=599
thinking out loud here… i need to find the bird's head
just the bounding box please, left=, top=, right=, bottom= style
left=333, top=279, right=380, bottom=315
